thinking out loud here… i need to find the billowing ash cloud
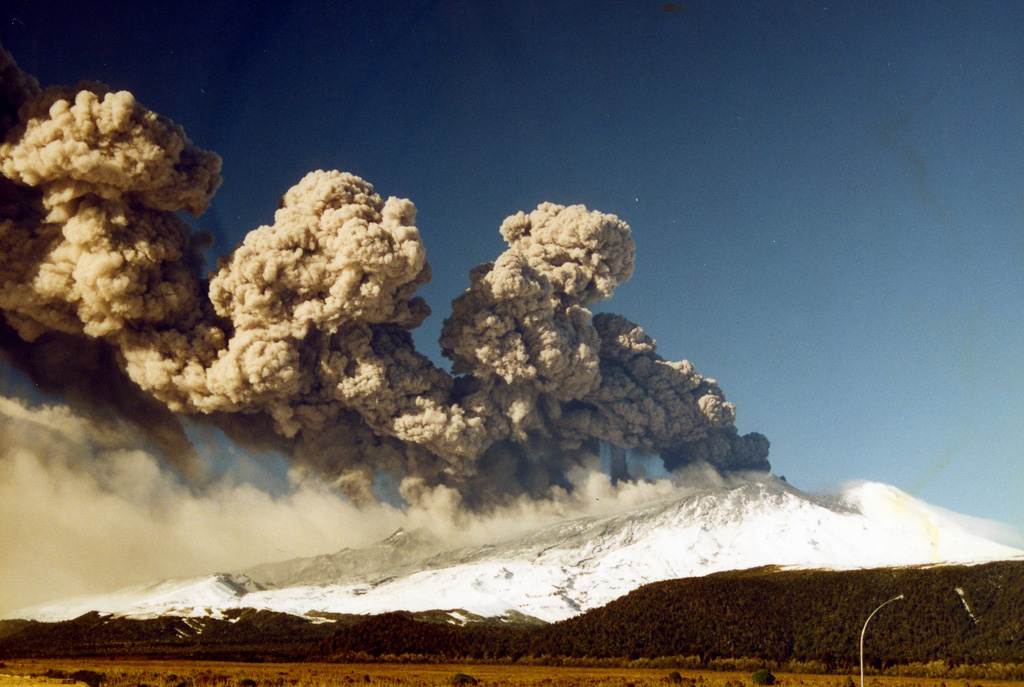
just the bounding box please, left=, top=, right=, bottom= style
left=0, top=45, right=768, bottom=507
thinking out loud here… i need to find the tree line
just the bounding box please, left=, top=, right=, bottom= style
left=314, top=561, right=1024, bottom=668
left=3, top=561, right=1022, bottom=671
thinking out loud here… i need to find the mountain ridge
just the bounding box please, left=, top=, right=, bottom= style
left=7, top=476, right=1021, bottom=624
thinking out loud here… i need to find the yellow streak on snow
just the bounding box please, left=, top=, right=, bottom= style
left=870, top=484, right=942, bottom=560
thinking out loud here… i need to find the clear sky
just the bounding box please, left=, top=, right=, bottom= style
left=2, top=0, right=1021, bottom=538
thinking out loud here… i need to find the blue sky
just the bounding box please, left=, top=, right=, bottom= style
left=2, top=1, right=1022, bottom=535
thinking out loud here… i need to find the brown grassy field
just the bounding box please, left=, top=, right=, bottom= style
left=3, top=659, right=1024, bottom=687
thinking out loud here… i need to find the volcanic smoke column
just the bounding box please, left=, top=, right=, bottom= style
left=0, top=44, right=769, bottom=506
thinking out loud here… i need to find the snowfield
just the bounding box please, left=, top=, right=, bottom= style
left=9, top=477, right=1022, bottom=623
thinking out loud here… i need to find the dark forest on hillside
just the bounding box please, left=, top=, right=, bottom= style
left=3, top=562, right=1022, bottom=672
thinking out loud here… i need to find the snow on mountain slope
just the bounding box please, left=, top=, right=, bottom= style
left=243, top=527, right=443, bottom=588
left=9, top=477, right=1022, bottom=623
left=15, top=573, right=264, bottom=623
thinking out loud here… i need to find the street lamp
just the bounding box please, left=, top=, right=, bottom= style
left=860, top=594, right=904, bottom=687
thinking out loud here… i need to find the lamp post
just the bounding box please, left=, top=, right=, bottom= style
left=860, top=594, right=904, bottom=687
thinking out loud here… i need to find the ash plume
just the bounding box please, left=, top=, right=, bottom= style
left=0, top=44, right=768, bottom=507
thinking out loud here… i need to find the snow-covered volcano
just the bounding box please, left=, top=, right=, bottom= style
left=9, top=477, right=1022, bottom=623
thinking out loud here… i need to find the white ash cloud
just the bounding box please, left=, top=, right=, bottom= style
left=0, top=395, right=740, bottom=615
left=0, top=44, right=768, bottom=508
left=0, top=394, right=399, bottom=614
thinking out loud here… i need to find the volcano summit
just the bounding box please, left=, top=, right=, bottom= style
left=10, top=476, right=1021, bottom=624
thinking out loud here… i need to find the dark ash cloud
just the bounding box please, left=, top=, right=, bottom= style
left=0, top=43, right=768, bottom=508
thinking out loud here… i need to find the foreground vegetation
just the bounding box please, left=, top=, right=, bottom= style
left=3, top=658, right=1023, bottom=687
